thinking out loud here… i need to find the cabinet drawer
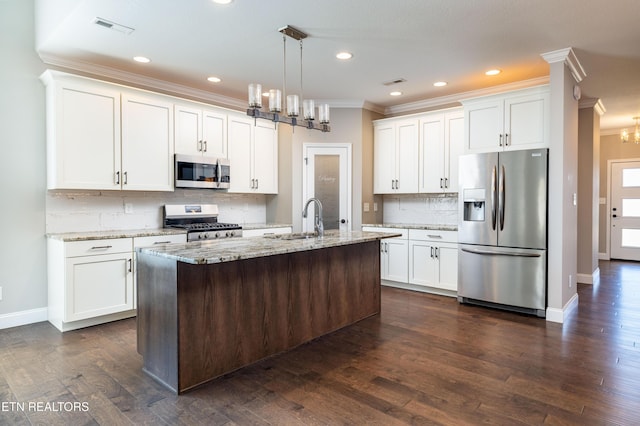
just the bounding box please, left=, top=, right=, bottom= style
left=362, top=226, right=408, bottom=239
left=408, top=229, right=457, bottom=243
left=134, top=234, right=186, bottom=248
left=65, top=238, right=133, bottom=258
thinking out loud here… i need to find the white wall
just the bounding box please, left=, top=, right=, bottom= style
left=0, top=0, right=48, bottom=316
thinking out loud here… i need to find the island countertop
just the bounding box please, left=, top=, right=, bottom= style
left=137, top=230, right=400, bottom=265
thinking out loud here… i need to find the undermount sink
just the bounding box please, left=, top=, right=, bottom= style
left=264, top=232, right=319, bottom=240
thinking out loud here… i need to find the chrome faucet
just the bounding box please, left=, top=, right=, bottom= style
left=302, top=198, right=324, bottom=237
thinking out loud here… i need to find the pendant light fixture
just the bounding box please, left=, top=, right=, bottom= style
left=247, top=25, right=330, bottom=132
left=621, top=116, right=640, bottom=144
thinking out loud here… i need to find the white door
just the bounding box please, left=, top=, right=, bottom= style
left=611, top=161, right=640, bottom=260
left=303, top=144, right=352, bottom=232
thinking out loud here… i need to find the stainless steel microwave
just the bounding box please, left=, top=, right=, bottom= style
left=175, top=154, right=230, bottom=189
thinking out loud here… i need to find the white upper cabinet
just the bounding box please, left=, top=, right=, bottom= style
left=175, top=104, right=227, bottom=158
left=419, top=109, right=463, bottom=193
left=42, top=71, right=122, bottom=190
left=462, top=85, right=550, bottom=154
left=121, top=92, right=174, bottom=191
left=42, top=70, right=175, bottom=191
left=227, top=114, right=278, bottom=194
left=373, top=118, right=419, bottom=194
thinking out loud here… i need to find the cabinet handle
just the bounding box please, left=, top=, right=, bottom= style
left=499, top=134, right=503, bottom=146
left=198, top=140, right=203, bottom=151
left=90, top=245, right=112, bottom=250
left=128, top=258, right=132, bottom=273
left=444, top=177, right=448, bottom=188
left=430, top=246, right=434, bottom=258
left=115, top=171, right=120, bottom=185
left=440, top=178, right=443, bottom=189
left=204, top=140, right=208, bottom=152
left=153, top=241, right=171, bottom=245
left=504, top=133, right=509, bottom=146
left=255, top=179, right=259, bottom=189
left=391, top=180, right=395, bottom=190
left=124, top=171, right=128, bottom=185
left=435, top=247, right=439, bottom=259
left=427, top=235, right=442, bottom=239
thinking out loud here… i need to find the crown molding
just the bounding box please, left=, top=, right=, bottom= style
left=385, top=76, right=550, bottom=116
left=579, top=97, right=606, bottom=116
left=39, top=53, right=248, bottom=110
left=541, top=47, right=587, bottom=83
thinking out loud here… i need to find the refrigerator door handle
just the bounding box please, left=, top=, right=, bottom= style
left=461, top=248, right=542, bottom=258
left=499, top=164, right=506, bottom=231
left=491, top=165, right=497, bottom=230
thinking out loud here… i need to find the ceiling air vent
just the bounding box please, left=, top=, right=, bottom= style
left=383, top=78, right=407, bottom=86
left=92, top=17, right=135, bottom=35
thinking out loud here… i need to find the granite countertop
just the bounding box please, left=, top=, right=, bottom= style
left=241, top=223, right=293, bottom=230
left=362, top=223, right=458, bottom=231
left=137, top=229, right=400, bottom=265
left=46, top=228, right=187, bottom=242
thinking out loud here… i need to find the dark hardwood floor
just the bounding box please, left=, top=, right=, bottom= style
left=1, top=260, right=639, bottom=425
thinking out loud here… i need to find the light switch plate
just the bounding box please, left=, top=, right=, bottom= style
left=364, top=202, right=370, bottom=212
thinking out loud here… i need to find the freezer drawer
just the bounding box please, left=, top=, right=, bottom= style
left=458, top=244, right=546, bottom=316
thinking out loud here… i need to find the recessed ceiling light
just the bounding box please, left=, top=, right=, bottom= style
left=433, top=81, right=447, bottom=87
left=207, top=76, right=222, bottom=83
left=133, top=56, right=151, bottom=63
left=390, top=91, right=402, bottom=96
left=336, top=52, right=353, bottom=60
left=485, top=69, right=501, bottom=76
left=211, top=0, right=233, bottom=4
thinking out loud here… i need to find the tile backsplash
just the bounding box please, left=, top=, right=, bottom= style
left=46, top=189, right=267, bottom=234
left=382, top=193, right=458, bottom=225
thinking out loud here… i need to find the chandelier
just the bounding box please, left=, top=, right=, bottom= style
left=621, top=117, right=640, bottom=144
left=247, top=25, right=330, bottom=132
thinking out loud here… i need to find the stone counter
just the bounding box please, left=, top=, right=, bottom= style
left=362, top=223, right=457, bottom=232
left=46, top=228, right=187, bottom=242
left=137, top=230, right=399, bottom=265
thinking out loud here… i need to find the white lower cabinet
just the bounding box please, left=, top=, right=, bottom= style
left=48, top=238, right=135, bottom=332
left=362, top=227, right=408, bottom=283
left=408, top=230, right=458, bottom=292
left=242, top=227, right=293, bottom=238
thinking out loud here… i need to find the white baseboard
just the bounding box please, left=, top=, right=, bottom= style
left=599, top=252, right=609, bottom=260
left=577, top=267, right=600, bottom=285
left=0, top=308, right=48, bottom=330
left=546, top=293, right=579, bottom=323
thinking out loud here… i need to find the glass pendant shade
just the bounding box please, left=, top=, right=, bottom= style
left=287, top=95, right=300, bottom=117
left=303, top=99, right=315, bottom=120
left=318, top=104, right=330, bottom=124
left=248, top=83, right=262, bottom=108
left=269, top=89, right=282, bottom=113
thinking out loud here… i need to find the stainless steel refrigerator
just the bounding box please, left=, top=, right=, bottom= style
left=457, top=148, right=548, bottom=317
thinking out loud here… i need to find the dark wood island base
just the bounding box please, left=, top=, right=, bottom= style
left=137, top=240, right=381, bottom=394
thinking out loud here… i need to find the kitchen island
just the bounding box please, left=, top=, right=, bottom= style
left=136, top=230, right=399, bottom=394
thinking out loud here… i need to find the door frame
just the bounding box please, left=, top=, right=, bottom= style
left=606, top=158, right=640, bottom=260
left=302, top=143, right=353, bottom=232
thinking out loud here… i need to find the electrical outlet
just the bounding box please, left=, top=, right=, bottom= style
left=0, top=286, right=3, bottom=301
left=364, top=202, right=370, bottom=212
left=373, top=202, right=378, bottom=212
left=568, top=274, right=573, bottom=288
left=124, top=203, right=134, bottom=214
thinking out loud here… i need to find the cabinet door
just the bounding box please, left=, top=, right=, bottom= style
left=252, top=120, right=278, bottom=193
left=121, top=93, right=174, bottom=191
left=408, top=240, right=437, bottom=286
left=51, top=84, right=121, bottom=190
left=464, top=99, right=503, bottom=153
left=504, top=92, right=550, bottom=150
left=396, top=120, right=419, bottom=193
left=419, top=114, right=445, bottom=193
left=373, top=124, right=396, bottom=193
left=65, top=252, right=133, bottom=322
left=436, top=244, right=458, bottom=291
left=445, top=111, right=464, bottom=192
left=384, top=238, right=409, bottom=282
left=202, top=109, right=227, bottom=157
left=174, top=105, right=202, bottom=156
left=227, top=114, right=254, bottom=193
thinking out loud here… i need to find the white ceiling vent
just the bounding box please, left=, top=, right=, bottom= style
left=92, top=17, right=135, bottom=35
left=383, top=78, right=407, bottom=86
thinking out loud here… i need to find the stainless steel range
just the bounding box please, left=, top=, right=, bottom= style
left=164, top=204, right=242, bottom=241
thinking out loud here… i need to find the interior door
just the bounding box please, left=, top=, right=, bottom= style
left=611, top=161, right=640, bottom=260
left=303, top=144, right=352, bottom=232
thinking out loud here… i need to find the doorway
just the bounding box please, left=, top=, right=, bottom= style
left=610, top=160, right=640, bottom=261
left=302, top=143, right=352, bottom=233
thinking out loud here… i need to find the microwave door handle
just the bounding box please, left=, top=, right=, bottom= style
left=491, top=165, right=497, bottom=230
left=216, top=160, right=221, bottom=188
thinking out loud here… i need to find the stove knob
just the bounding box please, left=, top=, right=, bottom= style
left=214, top=232, right=220, bottom=238
left=226, top=231, right=233, bottom=237
left=201, top=233, right=209, bottom=240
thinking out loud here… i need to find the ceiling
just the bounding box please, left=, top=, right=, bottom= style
left=35, top=0, right=640, bottom=131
